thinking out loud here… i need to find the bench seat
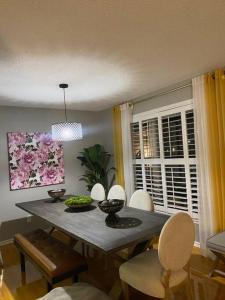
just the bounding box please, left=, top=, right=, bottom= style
left=207, top=231, right=225, bottom=255
left=14, top=229, right=87, bottom=290
left=207, top=231, right=225, bottom=277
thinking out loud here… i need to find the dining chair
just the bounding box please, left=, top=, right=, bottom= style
left=37, top=282, right=111, bottom=300
left=107, top=185, right=126, bottom=202
left=129, top=190, right=154, bottom=211
left=119, top=212, right=195, bottom=300
left=90, top=183, right=105, bottom=201
left=116, top=190, right=154, bottom=260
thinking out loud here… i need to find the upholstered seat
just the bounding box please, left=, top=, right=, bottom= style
left=14, top=229, right=87, bottom=290
left=37, top=282, right=111, bottom=300
left=117, top=190, right=155, bottom=261
left=120, top=250, right=187, bottom=298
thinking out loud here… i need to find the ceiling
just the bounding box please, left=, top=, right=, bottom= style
left=0, top=0, right=224, bottom=111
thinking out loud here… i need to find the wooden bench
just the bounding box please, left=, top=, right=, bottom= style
left=207, top=231, right=225, bottom=277
left=14, top=229, right=87, bottom=291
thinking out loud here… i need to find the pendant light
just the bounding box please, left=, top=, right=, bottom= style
left=52, top=83, right=83, bottom=141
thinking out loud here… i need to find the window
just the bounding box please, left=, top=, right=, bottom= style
left=131, top=100, right=198, bottom=220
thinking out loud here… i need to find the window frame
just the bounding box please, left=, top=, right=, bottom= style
left=132, top=99, right=198, bottom=222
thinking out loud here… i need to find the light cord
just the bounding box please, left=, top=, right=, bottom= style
left=63, top=88, right=68, bottom=122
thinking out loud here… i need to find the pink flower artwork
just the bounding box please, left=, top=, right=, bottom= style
left=7, top=132, right=65, bottom=190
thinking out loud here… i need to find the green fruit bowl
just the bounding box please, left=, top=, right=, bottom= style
left=64, top=195, right=93, bottom=208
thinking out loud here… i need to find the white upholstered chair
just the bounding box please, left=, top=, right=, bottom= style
left=37, top=282, right=111, bottom=300
left=119, top=212, right=195, bottom=300
left=129, top=190, right=154, bottom=212
left=107, top=185, right=126, bottom=202
left=90, top=183, right=105, bottom=201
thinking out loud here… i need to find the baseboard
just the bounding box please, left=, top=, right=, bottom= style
left=0, top=238, right=13, bottom=246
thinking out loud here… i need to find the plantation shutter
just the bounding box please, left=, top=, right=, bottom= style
left=131, top=101, right=199, bottom=220
left=165, top=164, right=188, bottom=211
left=142, top=118, right=160, bottom=158
left=131, top=122, right=141, bottom=159
left=145, top=164, right=164, bottom=206
left=162, top=113, right=184, bottom=158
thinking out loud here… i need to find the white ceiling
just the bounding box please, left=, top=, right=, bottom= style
left=0, top=0, right=224, bottom=111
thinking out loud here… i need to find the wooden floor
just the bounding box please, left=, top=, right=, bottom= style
left=0, top=242, right=225, bottom=300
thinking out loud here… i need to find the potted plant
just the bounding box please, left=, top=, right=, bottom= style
left=77, top=144, right=115, bottom=193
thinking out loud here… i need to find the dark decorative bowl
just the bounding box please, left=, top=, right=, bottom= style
left=98, top=199, right=124, bottom=224
left=48, top=189, right=66, bottom=202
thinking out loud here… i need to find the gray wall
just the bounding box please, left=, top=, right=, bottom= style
left=0, top=106, right=113, bottom=242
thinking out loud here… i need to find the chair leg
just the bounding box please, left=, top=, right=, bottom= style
left=47, top=282, right=52, bottom=292
left=164, top=288, right=172, bottom=300
left=0, top=250, right=3, bottom=267
left=185, top=277, right=193, bottom=300
left=121, top=280, right=130, bottom=300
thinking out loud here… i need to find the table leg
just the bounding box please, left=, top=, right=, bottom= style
left=48, top=227, right=55, bottom=235
left=108, top=277, right=122, bottom=300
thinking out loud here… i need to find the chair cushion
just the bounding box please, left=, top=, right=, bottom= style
left=37, top=282, right=111, bottom=300
left=119, top=250, right=187, bottom=298
left=207, top=231, right=225, bottom=254
left=14, top=229, right=87, bottom=278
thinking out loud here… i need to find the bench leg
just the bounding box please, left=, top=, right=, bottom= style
left=73, top=274, right=78, bottom=283
left=20, top=253, right=25, bottom=273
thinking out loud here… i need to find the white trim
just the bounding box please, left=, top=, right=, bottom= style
left=0, top=238, right=13, bottom=246
left=133, top=99, right=193, bottom=122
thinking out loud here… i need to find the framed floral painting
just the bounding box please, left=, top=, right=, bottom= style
left=7, top=132, right=65, bottom=190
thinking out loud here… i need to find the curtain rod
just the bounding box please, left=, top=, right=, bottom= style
left=133, top=83, right=192, bottom=105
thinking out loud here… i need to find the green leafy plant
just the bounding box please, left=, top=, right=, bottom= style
left=77, top=144, right=115, bottom=192
left=65, top=195, right=92, bottom=206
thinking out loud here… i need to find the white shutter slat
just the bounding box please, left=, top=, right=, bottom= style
left=133, top=164, right=143, bottom=189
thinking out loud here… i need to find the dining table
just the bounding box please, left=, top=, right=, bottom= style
left=16, top=196, right=170, bottom=299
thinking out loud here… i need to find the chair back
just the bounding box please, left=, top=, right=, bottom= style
left=107, top=185, right=126, bottom=201
left=129, top=190, right=154, bottom=211
left=90, top=183, right=105, bottom=201
left=158, top=212, right=195, bottom=271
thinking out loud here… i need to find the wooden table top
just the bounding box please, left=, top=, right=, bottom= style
left=16, top=196, right=169, bottom=253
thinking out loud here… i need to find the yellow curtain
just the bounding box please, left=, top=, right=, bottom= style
left=112, top=105, right=125, bottom=187
left=204, top=70, right=225, bottom=232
